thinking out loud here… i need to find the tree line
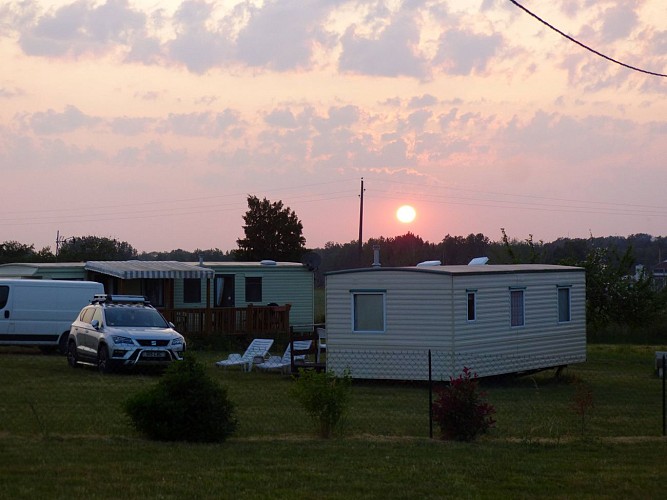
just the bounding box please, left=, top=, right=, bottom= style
left=4, top=230, right=667, bottom=271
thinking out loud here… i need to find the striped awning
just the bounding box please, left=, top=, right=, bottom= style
left=85, top=261, right=214, bottom=280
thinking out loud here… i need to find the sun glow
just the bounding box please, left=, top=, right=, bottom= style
left=396, top=205, right=416, bottom=223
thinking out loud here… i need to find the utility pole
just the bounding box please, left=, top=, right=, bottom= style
left=55, top=231, right=73, bottom=261
left=358, top=177, right=365, bottom=264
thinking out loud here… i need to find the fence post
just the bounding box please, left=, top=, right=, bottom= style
left=429, top=349, right=433, bottom=439
left=663, top=353, right=665, bottom=437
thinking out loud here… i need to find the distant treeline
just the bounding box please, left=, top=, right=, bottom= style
left=313, top=231, right=667, bottom=275
left=2, top=232, right=666, bottom=274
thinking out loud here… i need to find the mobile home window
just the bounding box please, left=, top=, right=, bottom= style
left=143, top=280, right=164, bottom=307
left=467, top=291, right=476, bottom=321
left=510, top=289, right=525, bottom=327
left=245, top=277, right=262, bottom=303
left=558, top=287, right=571, bottom=323
left=352, top=292, right=385, bottom=333
left=183, top=278, right=201, bottom=304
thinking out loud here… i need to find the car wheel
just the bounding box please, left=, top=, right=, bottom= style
left=67, top=341, right=79, bottom=368
left=58, top=332, right=70, bottom=355
left=97, top=345, right=113, bottom=374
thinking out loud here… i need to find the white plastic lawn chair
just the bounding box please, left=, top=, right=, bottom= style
left=316, top=327, right=327, bottom=363
left=256, top=340, right=312, bottom=373
left=215, top=338, right=274, bottom=372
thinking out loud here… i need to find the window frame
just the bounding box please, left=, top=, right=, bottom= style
left=351, top=289, right=386, bottom=334
left=143, top=279, right=165, bottom=307
left=466, top=289, right=477, bottom=322
left=245, top=277, right=262, bottom=303
left=183, top=278, right=202, bottom=304
left=510, top=288, right=525, bottom=327
left=557, top=286, right=572, bottom=323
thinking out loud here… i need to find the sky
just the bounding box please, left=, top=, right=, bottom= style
left=2, top=0, right=667, bottom=254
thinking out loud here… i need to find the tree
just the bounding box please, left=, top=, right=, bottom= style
left=0, top=241, right=54, bottom=264
left=236, top=195, right=306, bottom=262
left=0, top=241, right=37, bottom=264
left=58, top=236, right=137, bottom=261
left=580, top=245, right=664, bottom=330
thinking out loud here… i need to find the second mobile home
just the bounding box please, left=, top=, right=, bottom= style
left=325, top=264, right=586, bottom=381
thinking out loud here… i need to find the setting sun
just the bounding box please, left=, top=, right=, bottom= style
left=396, top=205, right=416, bottom=223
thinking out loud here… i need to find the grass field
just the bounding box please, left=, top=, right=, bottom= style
left=1, top=344, right=665, bottom=498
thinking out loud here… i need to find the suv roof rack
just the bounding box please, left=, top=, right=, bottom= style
left=91, top=294, right=150, bottom=305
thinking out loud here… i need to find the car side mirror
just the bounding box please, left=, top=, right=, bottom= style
left=91, top=319, right=100, bottom=330
left=169, top=322, right=175, bottom=329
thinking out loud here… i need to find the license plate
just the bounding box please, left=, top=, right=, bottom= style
left=143, top=351, right=166, bottom=358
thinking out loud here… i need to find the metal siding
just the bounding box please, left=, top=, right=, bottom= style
left=451, top=269, right=586, bottom=377
left=326, top=270, right=455, bottom=380
left=326, top=267, right=586, bottom=380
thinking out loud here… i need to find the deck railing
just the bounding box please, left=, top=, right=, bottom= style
left=159, top=304, right=291, bottom=336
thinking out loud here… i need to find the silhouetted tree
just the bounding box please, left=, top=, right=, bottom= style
left=0, top=241, right=54, bottom=264
left=236, top=195, right=306, bottom=262
left=58, top=236, right=137, bottom=261
left=139, top=248, right=234, bottom=262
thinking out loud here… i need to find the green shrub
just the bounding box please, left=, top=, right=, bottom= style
left=124, top=353, right=237, bottom=443
left=290, top=369, right=351, bottom=438
left=432, top=367, right=496, bottom=442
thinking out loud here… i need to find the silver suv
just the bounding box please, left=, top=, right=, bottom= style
left=67, top=295, right=185, bottom=373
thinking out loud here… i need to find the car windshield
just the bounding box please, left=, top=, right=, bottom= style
left=104, top=308, right=169, bottom=328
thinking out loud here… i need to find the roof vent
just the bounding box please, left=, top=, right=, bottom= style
left=260, top=260, right=277, bottom=266
left=372, top=245, right=381, bottom=268
left=468, top=257, right=489, bottom=266
left=416, top=260, right=441, bottom=267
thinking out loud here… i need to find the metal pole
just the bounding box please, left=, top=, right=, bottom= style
left=429, top=349, right=433, bottom=439
left=358, top=177, right=364, bottom=264
left=663, top=353, right=665, bottom=436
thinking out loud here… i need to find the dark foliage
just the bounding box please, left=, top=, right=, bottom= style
left=432, top=367, right=496, bottom=442
left=124, top=354, right=237, bottom=443
left=290, top=369, right=352, bottom=438
left=0, top=241, right=53, bottom=264
left=236, top=195, right=306, bottom=262
left=58, top=236, right=137, bottom=261
left=579, top=246, right=665, bottom=330
left=138, top=248, right=234, bottom=262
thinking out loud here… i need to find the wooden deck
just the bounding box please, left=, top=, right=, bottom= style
left=160, top=304, right=291, bottom=336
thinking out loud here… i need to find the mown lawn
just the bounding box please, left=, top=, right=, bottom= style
left=0, top=344, right=665, bottom=498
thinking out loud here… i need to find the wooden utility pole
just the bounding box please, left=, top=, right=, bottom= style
left=358, top=177, right=364, bottom=264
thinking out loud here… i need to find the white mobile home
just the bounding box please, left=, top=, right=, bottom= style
left=325, top=264, right=586, bottom=381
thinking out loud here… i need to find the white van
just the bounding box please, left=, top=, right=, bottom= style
left=0, top=279, right=104, bottom=353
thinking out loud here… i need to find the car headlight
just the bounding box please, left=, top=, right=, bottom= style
left=171, top=337, right=184, bottom=346
left=112, top=335, right=134, bottom=345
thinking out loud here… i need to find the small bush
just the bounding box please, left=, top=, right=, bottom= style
left=290, top=368, right=351, bottom=438
left=432, top=367, right=496, bottom=442
left=124, top=353, right=237, bottom=443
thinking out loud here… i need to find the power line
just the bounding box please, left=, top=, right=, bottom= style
left=508, top=0, right=667, bottom=78
left=1, top=178, right=358, bottom=217
left=371, top=177, right=667, bottom=212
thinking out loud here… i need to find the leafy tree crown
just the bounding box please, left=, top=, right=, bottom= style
left=236, top=195, right=306, bottom=262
